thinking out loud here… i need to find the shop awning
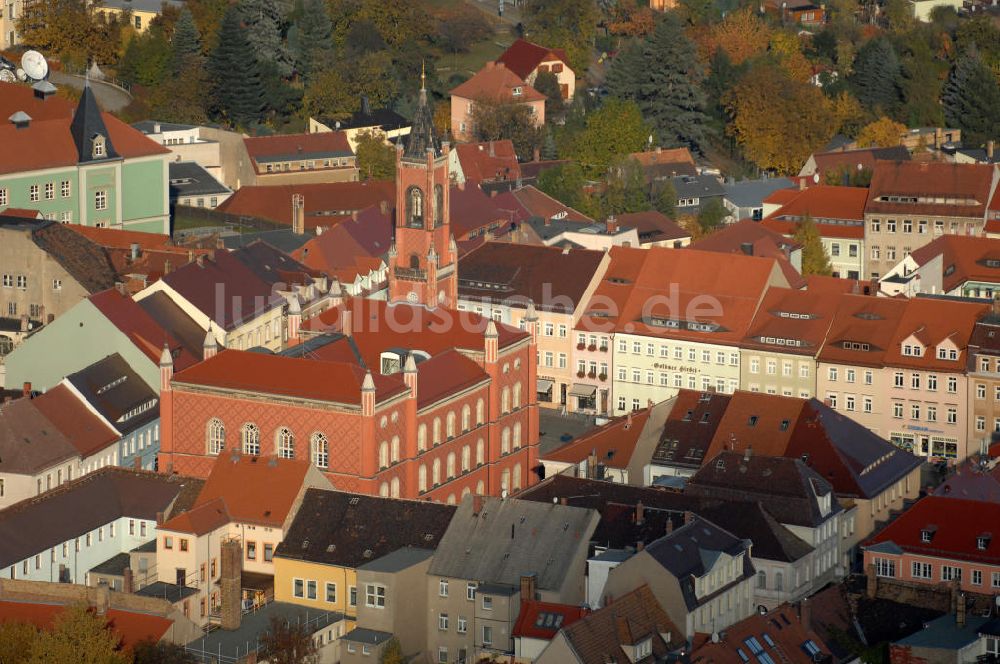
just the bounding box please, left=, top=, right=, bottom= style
left=536, top=379, right=554, bottom=393
left=569, top=383, right=597, bottom=398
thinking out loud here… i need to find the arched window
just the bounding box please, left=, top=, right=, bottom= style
left=476, top=480, right=485, bottom=495
left=390, top=477, right=400, bottom=498
left=501, top=468, right=510, bottom=491
left=501, top=387, right=510, bottom=414
left=461, top=445, right=471, bottom=472
left=409, top=254, right=420, bottom=270
left=476, top=439, right=485, bottom=466
left=433, top=417, right=442, bottom=444
left=513, top=463, right=522, bottom=490
left=242, top=423, right=260, bottom=456
left=406, top=186, right=424, bottom=227
left=513, top=422, right=522, bottom=449
left=446, top=412, right=456, bottom=439
left=434, top=184, right=444, bottom=227
left=418, top=464, right=428, bottom=493
left=476, top=398, right=485, bottom=425
left=447, top=452, right=456, bottom=479
left=774, top=571, right=783, bottom=591
left=206, top=418, right=225, bottom=455
left=390, top=436, right=400, bottom=463
left=447, top=493, right=456, bottom=505
left=757, top=571, right=767, bottom=590
left=276, top=428, right=295, bottom=459
left=418, top=424, right=427, bottom=452
left=512, top=382, right=522, bottom=409
left=461, top=405, right=471, bottom=432
left=379, top=441, right=389, bottom=469
left=432, top=458, right=441, bottom=485
left=501, top=427, right=511, bottom=455
left=379, top=482, right=389, bottom=497
left=462, top=486, right=471, bottom=498
left=311, top=432, right=329, bottom=469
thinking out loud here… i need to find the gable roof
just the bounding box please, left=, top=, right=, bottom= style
left=428, top=496, right=599, bottom=590
left=217, top=181, right=394, bottom=229
left=615, top=210, right=690, bottom=244
left=741, top=287, right=842, bottom=356
left=545, top=407, right=653, bottom=470
left=450, top=62, right=545, bottom=103
left=414, top=349, right=490, bottom=408
left=292, top=204, right=392, bottom=282
left=70, top=85, right=119, bottom=163
left=513, top=600, right=589, bottom=640
left=454, top=141, right=521, bottom=183
left=805, top=146, right=909, bottom=180
left=497, top=39, right=570, bottom=79
left=243, top=131, right=353, bottom=173
left=909, top=235, right=1000, bottom=293
left=511, top=185, right=593, bottom=223
left=26, top=221, right=118, bottom=293
left=559, top=585, right=684, bottom=664
left=865, top=496, right=1000, bottom=565
left=866, top=161, right=996, bottom=218
left=723, top=178, right=797, bottom=208
left=458, top=242, right=606, bottom=314
left=691, top=220, right=805, bottom=289
left=0, top=396, right=80, bottom=475
left=652, top=390, right=732, bottom=472
left=32, top=384, right=119, bottom=458
left=691, top=604, right=830, bottom=664
left=644, top=515, right=749, bottom=581
left=0, top=601, right=173, bottom=649
left=274, top=489, right=456, bottom=567
left=64, top=353, right=158, bottom=436
left=764, top=185, right=869, bottom=223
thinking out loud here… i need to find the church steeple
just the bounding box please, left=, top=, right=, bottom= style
left=403, top=61, right=437, bottom=160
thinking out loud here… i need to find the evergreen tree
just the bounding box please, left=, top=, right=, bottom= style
left=603, top=157, right=650, bottom=216
left=171, top=6, right=202, bottom=72
left=849, top=38, right=902, bottom=115
left=209, top=7, right=266, bottom=127
left=238, top=0, right=292, bottom=77
left=540, top=128, right=558, bottom=160
left=794, top=216, right=833, bottom=276
left=292, top=0, right=333, bottom=80
left=605, top=13, right=709, bottom=152
left=655, top=181, right=677, bottom=217
left=942, top=48, right=1000, bottom=147
left=697, top=198, right=728, bottom=234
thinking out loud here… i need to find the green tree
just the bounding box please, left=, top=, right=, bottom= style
left=603, top=157, right=650, bottom=216
left=292, top=0, right=333, bottom=80
left=956, top=17, right=1000, bottom=76
left=470, top=98, right=543, bottom=161
left=606, top=13, right=709, bottom=152
left=187, top=0, right=228, bottom=50
left=537, top=162, right=588, bottom=210
left=150, top=60, right=211, bottom=123
left=654, top=180, right=677, bottom=217
left=942, top=48, right=1000, bottom=147
left=302, top=68, right=356, bottom=120
left=436, top=4, right=493, bottom=55
left=0, top=620, right=38, bottom=664
left=898, top=30, right=946, bottom=128
left=133, top=641, right=198, bottom=663
left=118, top=26, right=173, bottom=87
left=540, top=128, right=559, bottom=160
left=380, top=637, right=404, bottom=664
left=355, top=130, right=397, bottom=180
left=27, top=605, right=129, bottom=664
left=533, top=70, right=565, bottom=118
left=171, top=6, right=201, bottom=72
left=522, top=0, right=599, bottom=74
left=17, top=0, right=118, bottom=66
left=209, top=7, right=267, bottom=127
left=849, top=37, right=902, bottom=115
left=697, top=198, right=728, bottom=234
left=259, top=615, right=319, bottom=664
left=794, top=216, right=833, bottom=276
left=347, top=51, right=399, bottom=110
left=568, top=99, right=649, bottom=178
left=238, top=0, right=292, bottom=77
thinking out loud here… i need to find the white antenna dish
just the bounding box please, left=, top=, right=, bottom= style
left=15, top=68, right=26, bottom=82
left=0, top=69, right=14, bottom=84
left=711, top=632, right=720, bottom=643
left=20, top=51, right=49, bottom=81
left=812, top=173, right=820, bottom=184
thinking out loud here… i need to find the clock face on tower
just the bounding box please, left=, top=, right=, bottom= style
left=407, top=292, right=418, bottom=303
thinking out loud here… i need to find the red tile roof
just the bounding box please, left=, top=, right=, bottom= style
left=172, top=348, right=408, bottom=406
left=804, top=275, right=867, bottom=293
left=691, top=220, right=806, bottom=289
left=908, top=235, right=1000, bottom=293
left=217, top=181, right=394, bottom=229
left=0, top=601, right=172, bottom=650
left=243, top=131, right=353, bottom=174
left=66, top=225, right=173, bottom=250
left=32, top=384, right=119, bottom=458
left=545, top=408, right=651, bottom=469
left=513, top=600, right=589, bottom=640
left=159, top=495, right=231, bottom=535
left=497, top=39, right=570, bottom=80
left=880, top=297, right=988, bottom=372
left=455, top=141, right=521, bottom=183
left=761, top=185, right=868, bottom=240
left=866, top=161, right=997, bottom=219
left=691, top=605, right=830, bottom=664
left=450, top=62, right=545, bottom=103
left=450, top=184, right=530, bottom=239
left=628, top=148, right=696, bottom=168
left=0, top=208, right=42, bottom=219
left=704, top=392, right=806, bottom=460
left=816, top=295, right=909, bottom=367
left=741, top=287, right=842, bottom=355
left=511, top=185, right=593, bottom=223
left=416, top=350, right=490, bottom=408
left=865, top=496, right=1000, bottom=565
left=616, top=211, right=690, bottom=243
left=292, top=204, right=392, bottom=282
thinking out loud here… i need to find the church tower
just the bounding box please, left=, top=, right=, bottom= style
left=388, top=68, right=457, bottom=308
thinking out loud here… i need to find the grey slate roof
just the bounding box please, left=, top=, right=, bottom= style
left=70, top=85, right=118, bottom=164
left=65, top=353, right=158, bottom=436
left=100, top=0, right=182, bottom=12
left=136, top=581, right=199, bottom=602
left=186, top=602, right=344, bottom=659
left=697, top=501, right=813, bottom=563
left=895, top=614, right=990, bottom=650
left=0, top=396, right=79, bottom=475
left=132, top=120, right=197, bottom=134
left=342, top=627, right=393, bottom=645
left=358, top=547, right=434, bottom=574
left=671, top=174, right=725, bottom=200
left=722, top=177, right=795, bottom=208
left=221, top=229, right=311, bottom=253
left=428, top=496, right=599, bottom=591
left=89, top=552, right=131, bottom=576
left=403, top=85, right=437, bottom=160
left=169, top=162, right=230, bottom=199
left=0, top=468, right=194, bottom=568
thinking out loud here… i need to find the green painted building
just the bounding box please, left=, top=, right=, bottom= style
left=0, top=82, right=170, bottom=234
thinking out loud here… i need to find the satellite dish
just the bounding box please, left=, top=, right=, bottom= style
left=711, top=632, right=720, bottom=643
left=812, top=173, right=820, bottom=184
left=0, top=69, right=14, bottom=83
left=15, top=68, right=26, bottom=82
left=20, top=51, right=48, bottom=81
left=757, top=604, right=768, bottom=615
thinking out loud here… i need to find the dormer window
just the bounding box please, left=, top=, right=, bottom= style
left=902, top=344, right=922, bottom=357
left=921, top=526, right=937, bottom=543
left=635, top=637, right=652, bottom=659
left=512, top=86, right=522, bottom=97
left=92, top=134, right=106, bottom=158
left=977, top=534, right=991, bottom=550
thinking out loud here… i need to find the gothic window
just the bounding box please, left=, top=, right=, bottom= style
left=390, top=436, right=400, bottom=463
left=409, top=254, right=420, bottom=270
left=501, top=427, right=511, bottom=455
left=476, top=480, right=485, bottom=495
left=513, top=463, right=522, bottom=490
left=406, top=186, right=424, bottom=227
left=447, top=452, right=456, bottom=479
left=242, top=423, right=260, bottom=456
left=476, top=438, right=485, bottom=465
left=433, top=417, right=442, bottom=444
left=476, top=398, right=485, bottom=425
left=461, top=405, right=471, bottom=432
left=513, top=422, right=522, bottom=449
left=379, top=482, right=389, bottom=497
left=379, top=441, right=389, bottom=469
left=432, top=458, right=441, bottom=485
left=390, top=477, right=400, bottom=498
left=206, top=419, right=225, bottom=455
left=418, top=424, right=427, bottom=451
left=446, top=412, right=456, bottom=439
left=418, top=464, right=428, bottom=492
left=276, top=428, right=295, bottom=459
left=462, top=445, right=471, bottom=472
left=501, top=468, right=510, bottom=491
left=501, top=387, right=511, bottom=414
left=512, top=382, right=522, bottom=409
left=434, top=184, right=444, bottom=227
left=311, top=433, right=329, bottom=469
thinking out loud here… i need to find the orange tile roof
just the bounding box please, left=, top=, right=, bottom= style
left=867, top=161, right=996, bottom=218
left=909, top=235, right=1000, bottom=293
left=416, top=349, right=490, bottom=408
left=816, top=295, right=909, bottom=367
left=511, top=185, right=593, bottom=223
left=65, top=225, right=174, bottom=250
left=0, top=207, right=42, bottom=218
left=881, top=297, right=988, bottom=371
left=454, top=141, right=521, bottom=183
left=691, top=605, right=830, bottom=664
left=32, top=384, right=119, bottom=457
left=741, top=287, right=842, bottom=355
left=704, top=391, right=806, bottom=460
left=450, top=62, right=545, bottom=103
left=805, top=274, right=867, bottom=294
left=761, top=185, right=868, bottom=240
left=243, top=131, right=353, bottom=174
left=691, top=220, right=806, bottom=289
left=497, top=39, right=570, bottom=80
left=172, top=348, right=408, bottom=406
left=158, top=496, right=231, bottom=535
left=628, top=147, right=695, bottom=168
left=217, top=181, right=394, bottom=229
left=0, top=601, right=172, bottom=650
left=545, top=408, right=651, bottom=469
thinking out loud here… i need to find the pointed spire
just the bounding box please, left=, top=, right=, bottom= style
left=421, top=59, right=426, bottom=91
left=203, top=327, right=217, bottom=350
left=159, top=343, right=173, bottom=367
left=525, top=299, right=538, bottom=322
left=288, top=297, right=301, bottom=314
left=485, top=320, right=498, bottom=338
left=403, top=62, right=437, bottom=159
left=328, top=276, right=343, bottom=296
left=404, top=353, right=417, bottom=374
left=361, top=370, right=376, bottom=392
left=70, top=84, right=117, bottom=163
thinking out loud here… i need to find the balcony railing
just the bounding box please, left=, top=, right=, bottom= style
left=393, top=266, right=427, bottom=281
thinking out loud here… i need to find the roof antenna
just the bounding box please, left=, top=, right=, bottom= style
left=420, top=60, right=426, bottom=91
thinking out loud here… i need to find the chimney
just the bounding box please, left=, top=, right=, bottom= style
left=195, top=254, right=205, bottom=268
left=490, top=189, right=498, bottom=198
left=215, top=236, right=224, bottom=251
left=156, top=511, right=164, bottom=526
left=114, top=281, right=126, bottom=295
left=19, top=314, right=28, bottom=332
left=220, top=538, right=243, bottom=630
left=8, top=111, right=31, bottom=129
left=635, top=501, right=644, bottom=525
left=163, top=259, right=172, bottom=275
left=666, top=517, right=674, bottom=535
left=533, top=147, right=540, bottom=162
left=606, top=216, right=619, bottom=234
left=866, top=564, right=877, bottom=599
left=351, top=210, right=359, bottom=221
left=743, top=445, right=752, bottom=462
left=989, top=140, right=995, bottom=161
left=587, top=450, right=598, bottom=479
left=655, top=146, right=662, bottom=154
left=800, top=598, right=811, bottom=632
left=341, top=307, right=353, bottom=338
left=33, top=81, right=56, bottom=99
left=133, top=456, right=142, bottom=471
left=489, top=141, right=495, bottom=158
left=957, top=592, right=966, bottom=627
left=379, top=200, right=389, bottom=215
left=520, top=573, right=537, bottom=604
left=458, top=180, right=465, bottom=191
left=95, top=580, right=110, bottom=616
left=486, top=61, right=496, bottom=70
left=740, top=242, right=754, bottom=256
left=798, top=177, right=807, bottom=191
left=472, top=494, right=484, bottom=515
left=636, top=540, right=644, bottom=551
left=130, top=243, right=140, bottom=261
left=625, top=412, right=633, bottom=429
left=123, top=567, right=134, bottom=594
left=22, top=382, right=31, bottom=398
left=935, top=128, right=943, bottom=149
left=683, top=510, right=694, bottom=525
left=292, top=194, right=305, bottom=235
left=203, top=328, right=218, bottom=360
